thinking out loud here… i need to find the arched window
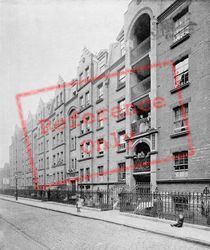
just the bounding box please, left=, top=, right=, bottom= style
left=69, top=110, right=77, bottom=129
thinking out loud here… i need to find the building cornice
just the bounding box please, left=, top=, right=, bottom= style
left=157, top=0, right=190, bottom=23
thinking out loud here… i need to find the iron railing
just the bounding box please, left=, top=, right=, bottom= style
left=0, top=188, right=114, bottom=211
left=131, top=116, right=151, bottom=136
left=1, top=188, right=210, bottom=226
left=120, top=191, right=210, bottom=226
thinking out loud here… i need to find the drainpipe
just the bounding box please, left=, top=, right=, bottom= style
left=105, top=77, right=110, bottom=199
left=63, top=82, right=67, bottom=186
left=90, top=54, right=94, bottom=192
left=43, top=124, right=46, bottom=198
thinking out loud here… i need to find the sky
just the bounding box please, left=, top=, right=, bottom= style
left=0, top=0, right=130, bottom=167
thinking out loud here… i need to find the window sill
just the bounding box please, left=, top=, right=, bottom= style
left=96, top=97, right=104, bottom=104
left=78, top=157, right=93, bottom=162
left=96, top=126, right=104, bottom=131
left=170, top=33, right=190, bottom=49
left=174, top=174, right=188, bottom=178
left=52, top=142, right=65, bottom=150
left=67, top=93, right=78, bottom=102
left=54, top=122, right=65, bottom=130
left=78, top=130, right=93, bottom=138
left=117, top=148, right=126, bottom=153
left=116, top=83, right=125, bottom=92
left=70, top=148, right=76, bottom=152
left=78, top=104, right=92, bottom=114
left=96, top=154, right=104, bottom=158
left=70, top=126, right=77, bottom=131
left=116, top=116, right=126, bottom=123
left=56, top=162, right=65, bottom=167
left=170, top=130, right=189, bottom=138
left=54, top=101, right=64, bottom=111
left=170, top=82, right=190, bottom=94
left=77, top=80, right=89, bottom=92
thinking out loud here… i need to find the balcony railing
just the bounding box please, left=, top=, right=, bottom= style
left=130, top=36, right=150, bottom=64
left=131, top=76, right=151, bottom=101
left=133, top=158, right=150, bottom=173
left=131, top=117, right=151, bottom=136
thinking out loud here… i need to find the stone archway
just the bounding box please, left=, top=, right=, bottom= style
left=132, top=139, right=151, bottom=191
left=126, top=8, right=153, bottom=43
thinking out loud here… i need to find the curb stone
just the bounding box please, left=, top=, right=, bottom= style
left=120, top=212, right=210, bottom=231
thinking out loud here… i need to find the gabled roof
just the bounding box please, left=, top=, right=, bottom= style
left=78, top=47, right=93, bottom=64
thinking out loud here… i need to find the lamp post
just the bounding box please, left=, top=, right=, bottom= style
left=15, top=174, right=18, bottom=200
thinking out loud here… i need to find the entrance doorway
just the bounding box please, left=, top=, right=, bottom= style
left=133, top=142, right=151, bottom=192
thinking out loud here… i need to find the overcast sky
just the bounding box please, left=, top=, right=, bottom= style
left=0, top=0, right=130, bottom=167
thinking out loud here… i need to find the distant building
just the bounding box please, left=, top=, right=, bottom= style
left=0, top=163, right=10, bottom=189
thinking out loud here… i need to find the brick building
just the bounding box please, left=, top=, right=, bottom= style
left=0, top=163, right=10, bottom=189
left=156, top=0, right=210, bottom=192
left=7, top=0, right=210, bottom=193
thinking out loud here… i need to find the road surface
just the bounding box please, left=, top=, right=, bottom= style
left=0, top=199, right=207, bottom=250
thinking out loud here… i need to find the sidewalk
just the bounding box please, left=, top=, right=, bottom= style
left=1, top=194, right=210, bottom=247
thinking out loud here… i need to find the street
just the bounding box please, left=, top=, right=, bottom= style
left=0, top=199, right=208, bottom=250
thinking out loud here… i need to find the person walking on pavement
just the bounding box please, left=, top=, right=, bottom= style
left=76, top=195, right=83, bottom=212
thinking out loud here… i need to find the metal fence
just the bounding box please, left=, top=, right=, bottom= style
left=119, top=191, right=210, bottom=226
left=1, top=188, right=210, bottom=226
left=0, top=188, right=114, bottom=211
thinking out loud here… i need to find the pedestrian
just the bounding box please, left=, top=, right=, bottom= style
left=170, top=213, right=184, bottom=227
left=76, top=196, right=82, bottom=212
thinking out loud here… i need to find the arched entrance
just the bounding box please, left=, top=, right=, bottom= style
left=132, top=13, right=150, bottom=47
left=133, top=141, right=151, bottom=192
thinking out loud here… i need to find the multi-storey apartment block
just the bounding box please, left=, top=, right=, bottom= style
left=8, top=0, right=210, bottom=193
left=0, top=163, right=10, bottom=189
left=156, top=0, right=210, bottom=192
